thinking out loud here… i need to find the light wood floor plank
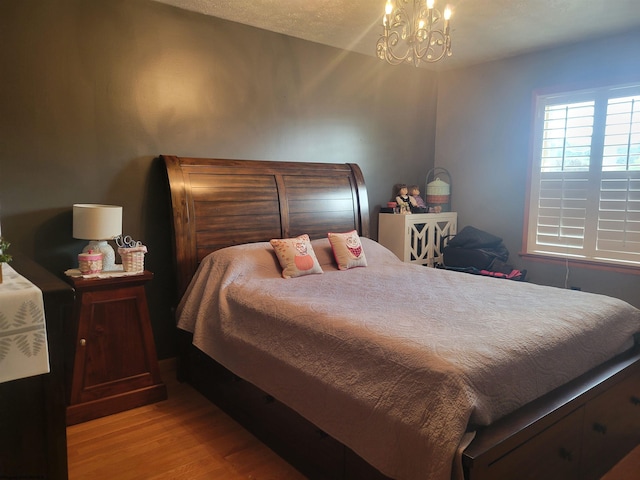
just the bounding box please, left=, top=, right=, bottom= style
left=67, top=358, right=305, bottom=480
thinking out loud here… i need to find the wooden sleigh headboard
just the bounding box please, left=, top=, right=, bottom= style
left=161, top=155, right=370, bottom=297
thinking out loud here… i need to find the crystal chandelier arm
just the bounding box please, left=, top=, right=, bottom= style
left=415, top=30, right=449, bottom=63
left=377, top=32, right=411, bottom=65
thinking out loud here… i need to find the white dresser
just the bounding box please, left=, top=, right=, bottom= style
left=378, top=212, right=457, bottom=267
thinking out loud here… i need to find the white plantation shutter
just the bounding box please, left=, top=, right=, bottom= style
left=597, top=171, right=640, bottom=261
left=529, top=98, right=595, bottom=256
left=534, top=172, right=589, bottom=252
left=527, top=84, right=640, bottom=266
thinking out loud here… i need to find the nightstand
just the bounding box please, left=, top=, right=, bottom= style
left=378, top=212, right=457, bottom=267
left=65, top=271, right=167, bottom=425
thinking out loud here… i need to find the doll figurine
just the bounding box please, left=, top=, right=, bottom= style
left=409, top=185, right=427, bottom=208
left=395, top=184, right=416, bottom=214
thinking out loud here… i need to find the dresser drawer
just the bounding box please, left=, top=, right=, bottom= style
left=581, top=373, right=640, bottom=479
left=483, top=408, right=583, bottom=480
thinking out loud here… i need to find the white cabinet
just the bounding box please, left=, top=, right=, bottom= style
left=378, top=212, right=457, bottom=267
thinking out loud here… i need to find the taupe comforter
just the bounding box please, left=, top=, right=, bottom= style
left=177, top=237, right=640, bottom=480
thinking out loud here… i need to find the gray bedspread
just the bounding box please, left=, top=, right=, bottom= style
left=177, top=237, right=640, bottom=480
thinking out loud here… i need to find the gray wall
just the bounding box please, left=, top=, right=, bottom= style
left=0, top=0, right=438, bottom=357
left=435, top=29, right=640, bottom=307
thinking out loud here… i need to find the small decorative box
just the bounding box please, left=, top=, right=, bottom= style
left=78, top=251, right=103, bottom=274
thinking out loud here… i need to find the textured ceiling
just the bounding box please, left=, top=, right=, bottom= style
left=152, top=0, right=640, bottom=70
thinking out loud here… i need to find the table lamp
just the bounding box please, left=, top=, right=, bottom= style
left=73, top=204, right=123, bottom=271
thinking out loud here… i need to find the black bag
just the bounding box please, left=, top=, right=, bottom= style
left=443, top=226, right=509, bottom=270
left=443, top=245, right=509, bottom=270
left=447, top=225, right=503, bottom=250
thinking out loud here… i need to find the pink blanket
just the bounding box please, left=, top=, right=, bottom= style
left=177, top=238, right=640, bottom=480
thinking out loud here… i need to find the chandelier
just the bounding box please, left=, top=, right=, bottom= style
left=377, top=0, right=452, bottom=66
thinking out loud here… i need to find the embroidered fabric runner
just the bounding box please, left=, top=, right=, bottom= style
left=0, top=263, right=49, bottom=383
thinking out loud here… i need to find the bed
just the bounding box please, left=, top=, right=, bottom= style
left=162, top=155, right=640, bottom=480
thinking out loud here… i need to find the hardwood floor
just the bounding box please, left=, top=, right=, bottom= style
left=602, top=445, right=640, bottom=480
left=67, top=358, right=305, bottom=480
left=67, top=358, right=639, bottom=480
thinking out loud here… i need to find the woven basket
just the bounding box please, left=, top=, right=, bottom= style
left=118, top=246, right=147, bottom=273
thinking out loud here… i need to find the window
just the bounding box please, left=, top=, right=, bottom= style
left=526, top=83, right=640, bottom=267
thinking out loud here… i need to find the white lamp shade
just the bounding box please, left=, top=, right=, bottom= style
left=73, top=204, right=123, bottom=240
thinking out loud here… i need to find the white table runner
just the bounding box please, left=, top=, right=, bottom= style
left=0, top=262, right=49, bottom=383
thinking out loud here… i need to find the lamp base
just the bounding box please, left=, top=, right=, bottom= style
left=83, top=240, right=118, bottom=271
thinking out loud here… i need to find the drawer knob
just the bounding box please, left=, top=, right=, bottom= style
left=631, top=396, right=640, bottom=406
left=79, top=338, right=86, bottom=347
left=559, top=447, right=573, bottom=462
left=593, top=422, right=607, bottom=435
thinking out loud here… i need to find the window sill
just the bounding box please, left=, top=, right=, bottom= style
left=519, top=252, right=640, bottom=276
